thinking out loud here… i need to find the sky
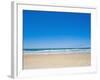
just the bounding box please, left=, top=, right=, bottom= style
left=23, top=10, right=91, bottom=49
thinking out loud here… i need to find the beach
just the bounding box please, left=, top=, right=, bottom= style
left=23, top=53, right=91, bottom=69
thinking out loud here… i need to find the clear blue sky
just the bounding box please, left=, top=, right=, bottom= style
left=23, top=10, right=91, bottom=49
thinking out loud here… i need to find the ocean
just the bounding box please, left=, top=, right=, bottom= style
left=23, top=48, right=91, bottom=55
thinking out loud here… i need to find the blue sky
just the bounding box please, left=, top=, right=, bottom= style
left=23, top=10, right=91, bottom=49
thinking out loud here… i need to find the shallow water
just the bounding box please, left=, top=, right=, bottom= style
left=23, top=48, right=91, bottom=55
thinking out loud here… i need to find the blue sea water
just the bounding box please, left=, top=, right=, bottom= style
left=23, top=48, right=91, bottom=55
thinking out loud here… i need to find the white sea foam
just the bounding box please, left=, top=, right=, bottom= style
left=24, top=48, right=91, bottom=55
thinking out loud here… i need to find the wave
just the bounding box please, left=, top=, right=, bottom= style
left=23, top=48, right=91, bottom=55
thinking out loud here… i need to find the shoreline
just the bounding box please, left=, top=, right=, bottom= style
left=23, top=53, right=91, bottom=69
left=23, top=52, right=90, bottom=55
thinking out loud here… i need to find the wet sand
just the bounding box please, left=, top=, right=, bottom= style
left=23, top=53, right=91, bottom=69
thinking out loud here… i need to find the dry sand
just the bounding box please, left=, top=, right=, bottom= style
left=23, top=53, right=91, bottom=69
